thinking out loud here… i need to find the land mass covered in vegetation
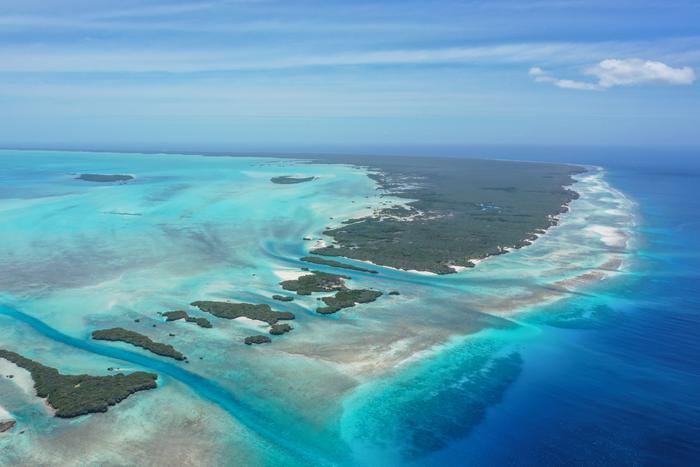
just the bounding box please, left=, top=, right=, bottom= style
left=311, top=156, right=584, bottom=274
left=0, top=350, right=157, bottom=418
left=76, top=173, right=133, bottom=182
left=300, top=256, right=378, bottom=274
left=191, top=301, right=295, bottom=324
left=92, top=328, right=185, bottom=361
left=270, top=175, right=315, bottom=184
left=280, top=271, right=349, bottom=295
left=161, top=310, right=212, bottom=328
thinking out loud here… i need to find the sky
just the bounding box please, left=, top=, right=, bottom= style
left=0, top=0, right=699, bottom=151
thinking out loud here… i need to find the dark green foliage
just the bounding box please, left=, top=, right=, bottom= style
left=270, top=175, right=315, bottom=184
left=76, top=174, right=133, bottom=182
left=92, top=328, right=185, bottom=361
left=300, top=256, right=378, bottom=274
left=317, top=289, right=383, bottom=314
left=269, top=323, right=293, bottom=335
left=244, top=335, right=271, bottom=345
left=162, top=310, right=213, bottom=328
left=272, top=295, right=294, bottom=302
left=0, top=349, right=157, bottom=418
left=162, top=310, right=187, bottom=321
left=311, top=156, right=583, bottom=274
left=388, top=291, right=401, bottom=296
left=280, top=271, right=349, bottom=295
left=191, top=301, right=294, bottom=324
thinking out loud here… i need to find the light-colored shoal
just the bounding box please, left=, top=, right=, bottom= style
left=233, top=317, right=271, bottom=328
left=0, top=358, right=35, bottom=396
left=274, top=269, right=307, bottom=281
left=0, top=405, right=12, bottom=421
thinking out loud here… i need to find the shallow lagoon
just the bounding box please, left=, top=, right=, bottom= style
left=0, top=150, right=639, bottom=465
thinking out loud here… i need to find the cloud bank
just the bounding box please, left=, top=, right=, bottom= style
left=530, top=58, right=696, bottom=90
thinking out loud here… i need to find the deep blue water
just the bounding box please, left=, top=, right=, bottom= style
left=1, top=146, right=698, bottom=465
left=417, top=149, right=700, bottom=465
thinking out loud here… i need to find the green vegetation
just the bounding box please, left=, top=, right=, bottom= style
left=0, top=349, right=157, bottom=418
left=161, top=310, right=213, bottom=328
left=280, top=271, right=348, bottom=295
left=317, top=289, right=383, bottom=314
left=388, top=291, right=401, bottom=296
left=76, top=173, right=133, bottom=182
left=311, top=156, right=583, bottom=274
left=270, top=175, right=315, bottom=184
left=92, top=328, right=185, bottom=361
left=270, top=323, right=293, bottom=335
left=300, top=256, right=378, bottom=274
left=244, top=335, right=271, bottom=345
left=272, top=294, right=294, bottom=302
left=191, top=301, right=294, bottom=324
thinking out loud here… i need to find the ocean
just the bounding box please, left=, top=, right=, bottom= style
left=0, top=147, right=698, bottom=465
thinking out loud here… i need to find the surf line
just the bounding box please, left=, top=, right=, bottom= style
left=0, top=304, right=330, bottom=465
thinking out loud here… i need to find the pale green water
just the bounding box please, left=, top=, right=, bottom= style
left=0, top=150, right=634, bottom=465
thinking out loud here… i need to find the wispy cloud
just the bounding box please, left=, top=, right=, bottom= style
left=1, top=41, right=696, bottom=74
left=530, top=59, right=696, bottom=90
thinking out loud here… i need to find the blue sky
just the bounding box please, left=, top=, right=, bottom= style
left=1, top=0, right=699, bottom=150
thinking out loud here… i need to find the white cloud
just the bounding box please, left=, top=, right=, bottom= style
left=531, top=58, right=696, bottom=90
left=529, top=66, right=600, bottom=90
left=586, top=58, right=696, bottom=87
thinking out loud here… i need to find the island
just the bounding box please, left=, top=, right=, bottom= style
left=76, top=174, right=134, bottom=182
left=270, top=175, right=316, bottom=184
left=300, top=256, right=378, bottom=274
left=270, top=323, right=293, bottom=335
left=0, top=349, right=157, bottom=418
left=311, top=156, right=584, bottom=274
left=316, top=289, right=383, bottom=314
left=280, top=271, right=349, bottom=295
left=272, top=294, right=294, bottom=302
left=161, top=310, right=213, bottom=328
left=244, top=335, right=271, bottom=345
left=191, top=301, right=295, bottom=324
left=91, top=328, right=185, bottom=361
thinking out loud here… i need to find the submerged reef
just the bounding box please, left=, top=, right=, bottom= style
left=0, top=350, right=157, bottom=418
left=244, top=335, right=271, bottom=345
left=270, top=175, right=315, bottom=184
left=191, top=301, right=294, bottom=324
left=92, top=328, right=185, bottom=361
left=280, top=271, right=349, bottom=295
left=311, top=156, right=583, bottom=274
left=316, top=289, right=383, bottom=314
left=161, top=310, right=213, bottom=328
left=300, top=256, right=378, bottom=274
left=76, top=173, right=133, bottom=182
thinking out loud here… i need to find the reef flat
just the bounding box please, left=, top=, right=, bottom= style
left=191, top=301, right=294, bottom=325
left=76, top=173, right=133, bottom=182
left=300, top=256, right=378, bottom=274
left=92, top=328, right=186, bottom=361
left=270, top=175, right=315, bottom=184
left=312, top=156, right=583, bottom=274
left=0, top=350, right=157, bottom=418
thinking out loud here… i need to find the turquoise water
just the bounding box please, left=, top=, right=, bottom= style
left=1, top=149, right=675, bottom=466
